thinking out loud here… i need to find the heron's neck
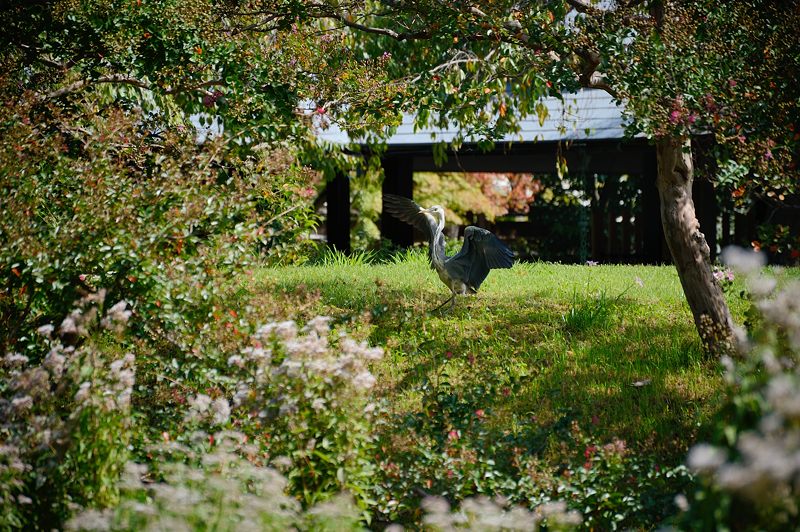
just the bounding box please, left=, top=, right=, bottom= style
left=429, top=217, right=447, bottom=268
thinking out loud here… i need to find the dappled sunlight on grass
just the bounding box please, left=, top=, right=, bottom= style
left=241, top=259, right=784, bottom=526
left=249, top=260, right=739, bottom=462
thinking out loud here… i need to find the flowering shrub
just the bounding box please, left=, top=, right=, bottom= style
left=371, top=362, right=688, bottom=529
left=0, top=292, right=135, bottom=529
left=421, top=495, right=581, bottom=531
left=678, top=248, right=800, bottom=528
left=555, top=423, right=690, bottom=530
left=223, top=317, right=384, bottom=512
left=712, top=266, right=736, bottom=294
left=65, top=432, right=363, bottom=531
left=0, top=94, right=319, bottom=358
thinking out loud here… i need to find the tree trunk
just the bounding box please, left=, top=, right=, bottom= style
left=655, top=136, right=736, bottom=354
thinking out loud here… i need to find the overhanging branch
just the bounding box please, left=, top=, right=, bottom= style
left=44, top=75, right=225, bottom=100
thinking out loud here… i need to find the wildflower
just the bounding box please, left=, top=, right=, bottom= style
left=538, top=500, right=582, bottom=525
left=669, top=110, right=682, bottom=124
left=474, top=409, right=485, bottom=419
left=101, top=300, right=132, bottom=332
left=59, top=316, right=79, bottom=336
left=227, top=354, right=245, bottom=368
left=586, top=260, right=598, bottom=266
left=117, top=389, right=132, bottom=410
left=44, top=349, right=66, bottom=377
left=766, top=375, right=800, bottom=420
left=352, top=371, right=376, bottom=390
left=634, top=276, right=644, bottom=287
left=687, top=443, right=727, bottom=473
left=311, top=398, right=326, bottom=411
left=14, top=367, right=50, bottom=399
left=721, top=245, right=765, bottom=274
left=116, top=369, right=135, bottom=390
left=674, top=494, right=690, bottom=512
left=211, top=397, right=231, bottom=425
left=3, top=352, right=28, bottom=368
left=65, top=509, right=112, bottom=531
left=189, top=394, right=212, bottom=413
left=232, top=385, right=251, bottom=407
left=278, top=401, right=298, bottom=416
left=270, top=455, right=293, bottom=473
left=11, top=395, right=33, bottom=413
left=749, top=276, right=777, bottom=298
left=363, top=346, right=383, bottom=361
left=36, top=324, right=55, bottom=337
left=603, top=438, right=627, bottom=456
left=74, top=382, right=92, bottom=404
left=257, top=320, right=297, bottom=341
left=303, top=315, right=331, bottom=336
left=242, top=346, right=269, bottom=363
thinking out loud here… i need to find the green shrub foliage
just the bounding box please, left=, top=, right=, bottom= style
left=679, top=251, right=800, bottom=529
left=0, top=94, right=319, bottom=355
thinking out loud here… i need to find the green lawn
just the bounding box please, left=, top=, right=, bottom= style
left=249, top=255, right=750, bottom=460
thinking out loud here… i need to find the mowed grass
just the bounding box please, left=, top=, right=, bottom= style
left=246, top=253, right=752, bottom=462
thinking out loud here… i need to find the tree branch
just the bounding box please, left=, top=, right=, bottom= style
left=332, top=13, right=432, bottom=41
left=44, top=75, right=225, bottom=100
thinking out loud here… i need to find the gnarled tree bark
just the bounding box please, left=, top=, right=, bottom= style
left=655, top=136, right=736, bottom=354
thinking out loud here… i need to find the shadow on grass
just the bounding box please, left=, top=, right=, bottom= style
left=371, top=303, right=715, bottom=460
left=255, top=269, right=718, bottom=459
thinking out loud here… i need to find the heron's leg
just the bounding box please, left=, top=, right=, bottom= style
left=431, top=293, right=454, bottom=312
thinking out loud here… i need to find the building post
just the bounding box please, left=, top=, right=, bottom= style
left=326, top=171, right=351, bottom=253
left=641, top=149, right=667, bottom=263
left=381, top=155, right=415, bottom=247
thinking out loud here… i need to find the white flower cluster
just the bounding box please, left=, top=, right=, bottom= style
left=686, top=250, right=800, bottom=512
left=65, top=432, right=362, bottom=531
left=0, top=293, right=136, bottom=502
left=185, top=394, right=231, bottom=425
left=756, top=281, right=800, bottom=351
left=421, top=495, right=581, bottom=531
left=229, top=316, right=383, bottom=417
left=100, top=300, right=133, bottom=334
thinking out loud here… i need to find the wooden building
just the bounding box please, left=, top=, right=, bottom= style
left=319, top=89, right=723, bottom=264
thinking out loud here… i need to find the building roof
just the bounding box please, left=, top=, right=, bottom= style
left=317, top=89, right=629, bottom=146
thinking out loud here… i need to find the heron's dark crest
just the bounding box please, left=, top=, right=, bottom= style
left=383, top=194, right=514, bottom=309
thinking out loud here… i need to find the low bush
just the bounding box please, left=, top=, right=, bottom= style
left=371, top=364, right=691, bottom=529
left=66, top=433, right=365, bottom=531
left=678, top=251, right=800, bottom=529
left=0, top=293, right=135, bottom=529
left=0, top=94, right=319, bottom=358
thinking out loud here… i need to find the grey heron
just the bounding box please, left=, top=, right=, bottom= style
left=383, top=194, right=515, bottom=310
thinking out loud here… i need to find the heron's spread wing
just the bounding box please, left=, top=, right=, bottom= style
left=446, top=226, right=514, bottom=291
left=382, top=194, right=434, bottom=238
